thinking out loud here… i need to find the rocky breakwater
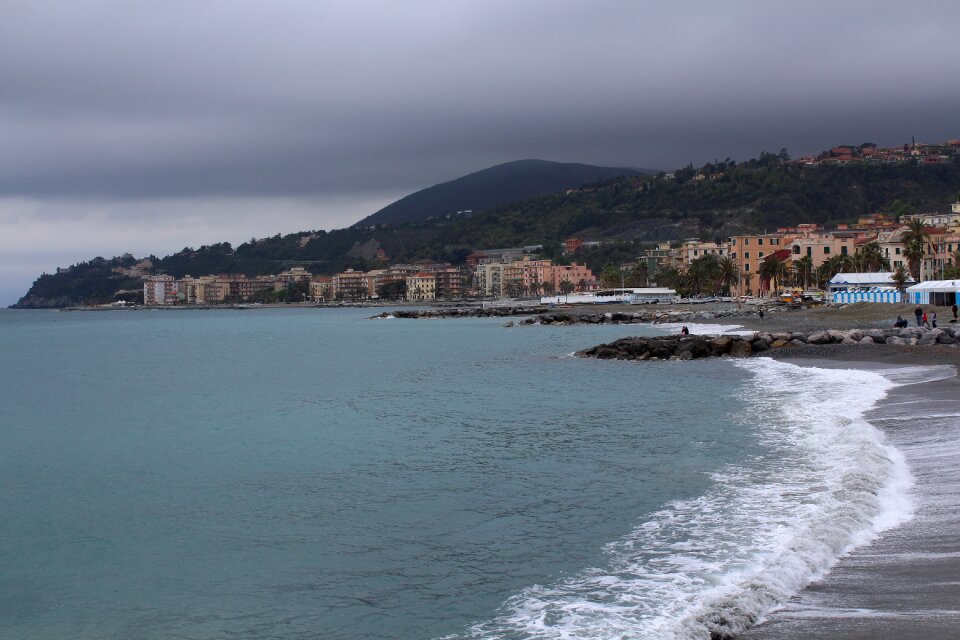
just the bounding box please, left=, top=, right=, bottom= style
left=577, top=325, right=960, bottom=362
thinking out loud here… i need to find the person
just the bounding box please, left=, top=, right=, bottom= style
left=952, top=303, right=957, bottom=321
left=932, top=311, right=937, bottom=328
left=915, top=306, right=923, bottom=326
left=922, top=311, right=929, bottom=328
left=894, top=315, right=906, bottom=328
left=680, top=326, right=689, bottom=336
left=758, top=309, right=765, bottom=321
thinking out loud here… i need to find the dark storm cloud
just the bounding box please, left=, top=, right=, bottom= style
left=2, top=0, right=958, bottom=201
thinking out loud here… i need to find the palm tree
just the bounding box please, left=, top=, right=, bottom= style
left=741, top=270, right=754, bottom=296
left=855, top=241, right=890, bottom=272
left=717, top=256, right=739, bottom=295
left=891, top=265, right=911, bottom=293
left=793, top=256, right=814, bottom=290
left=901, top=219, right=929, bottom=281
left=759, top=258, right=790, bottom=296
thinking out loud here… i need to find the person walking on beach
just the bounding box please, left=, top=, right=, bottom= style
left=915, top=306, right=923, bottom=326
left=680, top=326, right=689, bottom=336
left=758, top=309, right=764, bottom=321
left=922, top=311, right=929, bottom=328
left=932, top=311, right=937, bottom=328
left=952, top=303, right=957, bottom=322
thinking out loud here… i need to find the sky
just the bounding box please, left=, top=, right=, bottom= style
left=2, top=1, right=959, bottom=305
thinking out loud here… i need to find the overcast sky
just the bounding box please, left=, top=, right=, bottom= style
left=2, top=1, right=959, bottom=305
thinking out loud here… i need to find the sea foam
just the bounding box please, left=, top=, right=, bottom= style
left=447, top=358, right=914, bottom=640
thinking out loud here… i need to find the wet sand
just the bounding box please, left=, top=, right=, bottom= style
left=741, top=354, right=960, bottom=639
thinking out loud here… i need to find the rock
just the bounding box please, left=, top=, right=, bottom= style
left=936, top=333, right=958, bottom=345
left=502, top=321, right=514, bottom=327
left=886, top=336, right=905, bottom=345
left=917, top=332, right=939, bottom=346
left=859, top=336, right=876, bottom=344
left=847, top=329, right=865, bottom=341
left=751, top=339, right=769, bottom=352
left=807, top=331, right=830, bottom=344
left=841, top=337, right=859, bottom=345
left=828, top=329, right=849, bottom=342
left=789, top=339, right=807, bottom=346
left=729, top=339, right=753, bottom=357
left=770, top=339, right=790, bottom=348
left=790, top=332, right=808, bottom=343
left=677, top=350, right=694, bottom=360
left=709, top=336, right=734, bottom=356
left=865, top=329, right=885, bottom=339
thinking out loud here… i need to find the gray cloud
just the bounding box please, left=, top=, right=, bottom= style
left=1, top=0, right=958, bottom=303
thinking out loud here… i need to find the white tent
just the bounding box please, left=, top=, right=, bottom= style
left=828, top=272, right=912, bottom=291
left=905, top=280, right=960, bottom=305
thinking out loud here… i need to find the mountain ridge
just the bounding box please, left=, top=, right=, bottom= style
left=354, top=159, right=651, bottom=227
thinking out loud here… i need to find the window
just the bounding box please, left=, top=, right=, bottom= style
left=758, top=238, right=764, bottom=246
left=744, top=252, right=750, bottom=259
left=792, top=245, right=800, bottom=255
left=841, top=246, right=848, bottom=255
left=744, top=239, right=750, bottom=245
left=823, top=246, right=831, bottom=254
left=745, top=263, right=750, bottom=272
left=771, top=238, right=779, bottom=245
left=759, top=252, right=765, bottom=258
left=895, top=247, right=901, bottom=255
left=806, top=247, right=812, bottom=258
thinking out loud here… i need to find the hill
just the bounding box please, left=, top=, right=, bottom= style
left=13, top=155, right=960, bottom=308
left=354, top=159, right=648, bottom=226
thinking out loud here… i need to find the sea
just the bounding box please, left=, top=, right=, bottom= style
left=0, top=307, right=928, bottom=639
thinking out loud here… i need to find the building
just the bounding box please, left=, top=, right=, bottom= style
left=143, top=275, right=178, bottom=305
left=333, top=270, right=369, bottom=301
left=406, top=273, right=437, bottom=301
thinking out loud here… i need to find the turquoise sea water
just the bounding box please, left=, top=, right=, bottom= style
left=0, top=309, right=907, bottom=639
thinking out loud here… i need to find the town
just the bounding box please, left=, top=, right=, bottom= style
left=139, top=200, right=960, bottom=307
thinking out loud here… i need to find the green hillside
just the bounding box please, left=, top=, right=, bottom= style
left=13, top=155, right=960, bottom=308
left=354, top=159, right=647, bottom=226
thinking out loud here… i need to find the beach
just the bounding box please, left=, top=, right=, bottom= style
left=741, top=352, right=960, bottom=639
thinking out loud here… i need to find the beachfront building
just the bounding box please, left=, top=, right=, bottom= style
left=828, top=272, right=909, bottom=304
left=405, top=273, right=437, bottom=301
left=144, top=275, right=178, bottom=305
left=727, top=233, right=784, bottom=296
left=333, top=269, right=368, bottom=301
left=678, top=239, right=728, bottom=269
left=905, top=280, right=960, bottom=306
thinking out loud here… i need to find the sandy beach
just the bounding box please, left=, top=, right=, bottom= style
left=738, top=352, right=960, bottom=639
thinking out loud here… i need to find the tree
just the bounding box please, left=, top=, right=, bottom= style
left=559, top=280, right=575, bottom=297
left=901, top=219, right=929, bottom=281
left=854, top=241, right=890, bottom=272
left=600, top=263, right=622, bottom=288
left=793, top=255, right=814, bottom=290
left=891, top=265, right=911, bottom=292
left=717, top=256, right=739, bottom=295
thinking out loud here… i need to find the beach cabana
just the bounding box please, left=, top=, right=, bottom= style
left=905, top=280, right=960, bottom=306
left=828, top=272, right=912, bottom=303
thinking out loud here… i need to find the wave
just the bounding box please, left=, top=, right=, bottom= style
left=444, top=358, right=914, bottom=640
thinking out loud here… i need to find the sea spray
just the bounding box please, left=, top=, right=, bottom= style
left=449, top=358, right=914, bottom=640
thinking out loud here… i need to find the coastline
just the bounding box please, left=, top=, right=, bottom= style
left=739, top=351, right=960, bottom=639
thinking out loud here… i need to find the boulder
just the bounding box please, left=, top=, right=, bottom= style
left=841, top=337, right=859, bottom=345
left=790, top=332, right=808, bottom=343
left=807, top=331, right=831, bottom=344
left=770, top=339, right=790, bottom=348
left=936, top=333, right=958, bottom=345
left=751, top=339, right=770, bottom=352
left=709, top=336, right=734, bottom=356
left=886, top=336, right=906, bottom=345
left=859, top=336, right=876, bottom=344
left=729, top=339, right=753, bottom=357
left=828, top=329, right=850, bottom=342
left=917, top=332, right=939, bottom=346
left=789, top=339, right=807, bottom=346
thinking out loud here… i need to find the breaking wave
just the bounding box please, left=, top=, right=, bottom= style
left=444, top=358, right=913, bottom=640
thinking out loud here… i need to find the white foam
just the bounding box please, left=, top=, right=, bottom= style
left=654, top=322, right=753, bottom=336
left=445, top=358, right=915, bottom=640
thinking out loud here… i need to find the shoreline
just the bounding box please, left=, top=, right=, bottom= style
left=739, top=351, right=960, bottom=639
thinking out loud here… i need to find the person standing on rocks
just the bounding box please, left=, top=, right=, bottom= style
left=952, top=303, right=958, bottom=322
left=915, top=306, right=923, bottom=326
left=932, top=311, right=938, bottom=328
